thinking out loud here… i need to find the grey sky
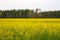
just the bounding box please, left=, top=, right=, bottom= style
left=0, top=0, right=60, bottom=11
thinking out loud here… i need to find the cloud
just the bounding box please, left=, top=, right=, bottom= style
left=0, top=0, right=60, bottom=11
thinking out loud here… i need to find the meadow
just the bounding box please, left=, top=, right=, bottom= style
left=0, top=18, right=60, bottom=40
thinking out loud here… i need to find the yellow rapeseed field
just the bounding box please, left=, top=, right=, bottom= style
left=0, top=18, right=60, bottom=40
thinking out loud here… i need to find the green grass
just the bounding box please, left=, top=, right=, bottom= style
left=0, top=18, right=60, bottom=40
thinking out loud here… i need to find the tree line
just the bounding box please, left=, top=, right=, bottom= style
left=0, top=9, right=60, bottom=18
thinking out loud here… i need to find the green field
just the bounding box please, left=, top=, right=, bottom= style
left=0, top=18, right=60, bottom=40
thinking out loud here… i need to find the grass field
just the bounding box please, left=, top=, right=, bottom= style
left=0, top=18, right=60, bottom=40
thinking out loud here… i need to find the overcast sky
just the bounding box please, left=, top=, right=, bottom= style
left=0, top=0, right=60, bottom=11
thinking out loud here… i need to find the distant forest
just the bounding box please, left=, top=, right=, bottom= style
left=0, top=8, right=60, bottom=18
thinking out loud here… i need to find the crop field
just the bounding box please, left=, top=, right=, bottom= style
left=0, top=18, right=60, bottom=40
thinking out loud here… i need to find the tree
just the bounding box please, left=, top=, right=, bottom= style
left=0, top=10, right=2, bottom=17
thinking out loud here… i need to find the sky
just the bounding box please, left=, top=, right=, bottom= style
left=0, top=0, right=60, bottom=11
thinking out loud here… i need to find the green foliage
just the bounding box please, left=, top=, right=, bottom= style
left=0, top=9, right=60, bottom=18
